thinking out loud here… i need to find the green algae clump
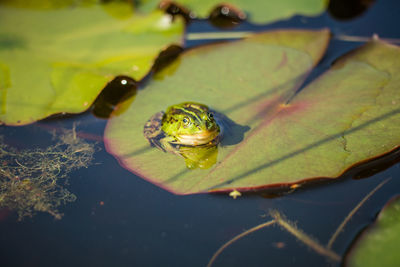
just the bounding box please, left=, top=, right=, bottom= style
left=0, top=127, right=95, bottom=220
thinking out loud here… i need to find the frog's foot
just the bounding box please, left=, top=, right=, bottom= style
left=159, top=136, right=180, bottom=155
left=148, top=138, right=166, bottom=152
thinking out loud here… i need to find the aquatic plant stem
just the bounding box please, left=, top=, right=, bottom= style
left=327, top=177, right=391, bottom=249
left=187, top=31, right=253, bottom=40
left=207, top=219, right=276, bottom=267
left=187, top=32, right=400, bottom=44
left=335, top=34, right=400, bottom=44
left=270, top=210, right=341, bottom=262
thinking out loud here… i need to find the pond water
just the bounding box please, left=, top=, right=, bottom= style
left=1, top=0, right=400, bottom=266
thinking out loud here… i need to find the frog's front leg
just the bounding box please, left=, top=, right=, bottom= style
left=159, top=136, right=180, bottom=155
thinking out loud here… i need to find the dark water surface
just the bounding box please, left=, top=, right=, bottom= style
left=1, top=0, right=400, bottom=266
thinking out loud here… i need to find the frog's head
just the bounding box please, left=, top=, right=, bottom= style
left=161, top=102, right=220, bottom=146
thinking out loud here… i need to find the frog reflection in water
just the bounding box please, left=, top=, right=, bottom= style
left=144, top=102, right=220, bottom=169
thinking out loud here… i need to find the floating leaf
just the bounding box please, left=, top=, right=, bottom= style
left=346, top=196, right=400, bottom=267
left=104, top=29, right=332, bottom=194
left=0, top=3, right=184, bottom=125
left=139, top=0, right=327, bottom=24
left=106, top=32, right=400, bottom=195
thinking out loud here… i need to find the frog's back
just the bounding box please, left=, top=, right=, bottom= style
left=143, top=111, right=165, bottom=150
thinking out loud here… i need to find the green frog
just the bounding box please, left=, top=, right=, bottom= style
left=143, top=102, right=221, bottom=158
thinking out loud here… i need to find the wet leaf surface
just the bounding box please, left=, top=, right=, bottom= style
left=104, top=29, right=333, bottom=194
left=139, top=0, right=327, bottom=24
left=0, top=2, right=184, bottom=125
left=346, top=196, right=400, bottom=267
left=106, top=31, right=400, bottom=195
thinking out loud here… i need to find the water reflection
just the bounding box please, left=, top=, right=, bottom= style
left=179, top=143, right=218, bottom=169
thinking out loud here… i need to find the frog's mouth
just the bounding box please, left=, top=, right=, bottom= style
left=176, top=130, right=219, bottom=146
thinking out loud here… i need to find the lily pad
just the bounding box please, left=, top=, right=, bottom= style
left=139, top=0, right=327, bottom=24
left=0, top=2, right=184, bottom=125
left=104, top=29, right=332, bottom=194
left=346, top=196, right=400, bottom=267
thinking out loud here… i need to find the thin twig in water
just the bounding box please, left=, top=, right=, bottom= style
left=186, top=32, right=400, bottom=44
left=335, top=34, right=400, bottom=44
left=207, top=219, right=276, bottom=267
left=187, top=31, right=253, bottom=40
left=270, top=210, right=341, bottom=262
left=72, top=123, right=77, bottom=141
left=327, top=177, right=391, bottom=249
left=14, top=159, right=29, bottom=169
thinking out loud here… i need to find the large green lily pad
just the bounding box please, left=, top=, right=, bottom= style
left=0, top=2, right=184, bottom=125
left=105, top=31, right=400, bottom=195
left=346, top=196, right=400, bottom=267
left=139, top=0, right=327, bottom=24
left=104, top=29, right=332, bottom=194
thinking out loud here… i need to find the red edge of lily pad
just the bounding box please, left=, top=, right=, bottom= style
left=208, top=145, right=400, bottom=194
left=103, top=139, right=400, bottom=195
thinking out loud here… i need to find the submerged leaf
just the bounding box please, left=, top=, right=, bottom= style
left=0, top=3, right=184, bottom=125
left=346, top=196, right=400, bottom=267
left=139, top=0, right=327, bottom=24
left=104, top=29, right=332, bottom=194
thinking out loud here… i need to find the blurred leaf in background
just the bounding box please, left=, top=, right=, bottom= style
left=0, top=0, right=184, bottom=125
left=139, top=0, right=328, bottom=24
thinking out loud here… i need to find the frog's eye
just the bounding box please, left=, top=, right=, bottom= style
left=208, top=112, right=213, bottom=118
left=182, top=117, right=190, bottom=125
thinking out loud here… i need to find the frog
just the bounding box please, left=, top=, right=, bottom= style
left=143, top=102, right=221, bottom=155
